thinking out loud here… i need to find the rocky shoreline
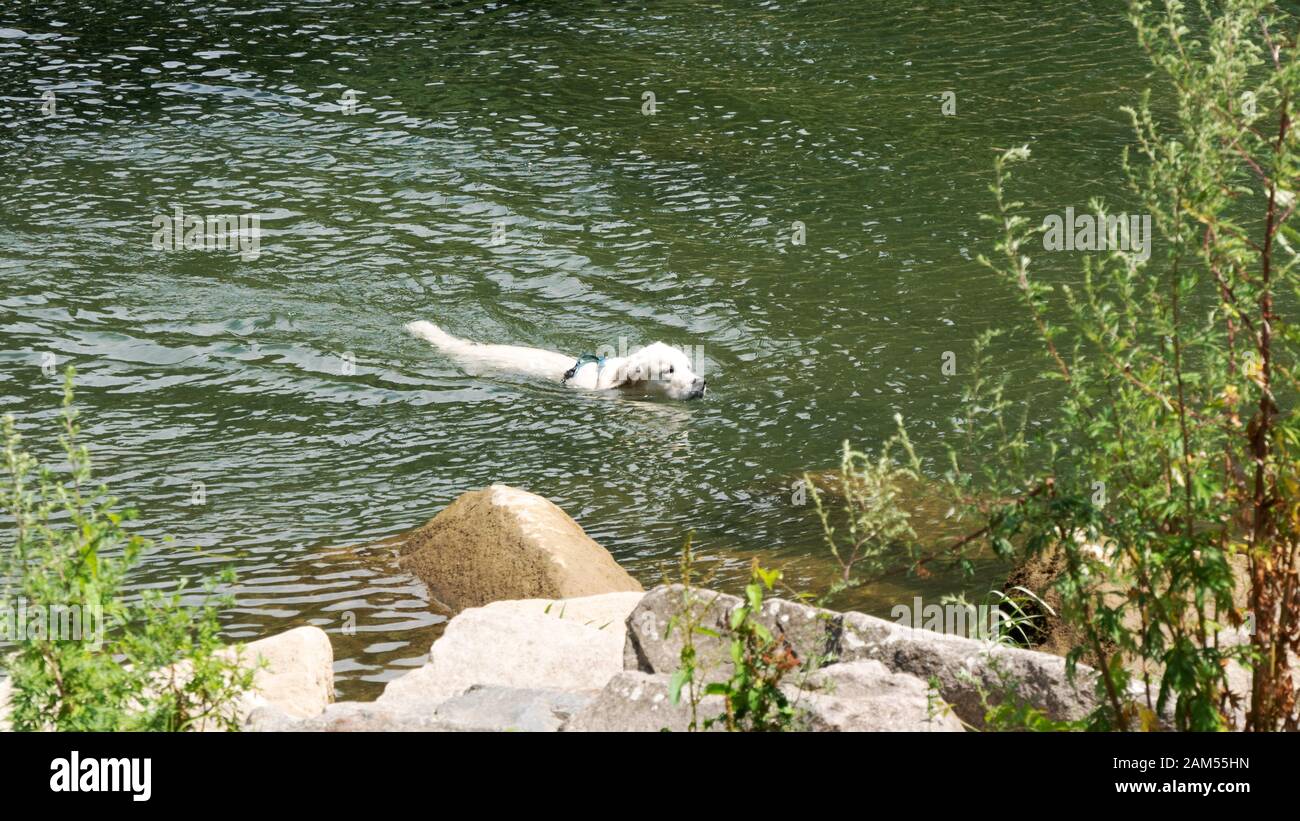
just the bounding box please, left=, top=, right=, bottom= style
left=241, top=484, right=1106, bottom=732
left=243, top=582, right=1108, bottom=732
left=0, top=483, right=1253, bottom=732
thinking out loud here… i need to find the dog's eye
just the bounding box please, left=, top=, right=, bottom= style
left=668, top=366, right=674, bottom=374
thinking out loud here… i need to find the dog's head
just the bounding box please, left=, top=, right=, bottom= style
left=613, top=342, right=706, bottom=400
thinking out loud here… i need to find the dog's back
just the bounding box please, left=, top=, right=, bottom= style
left=406, top=320, right=574, bottom=380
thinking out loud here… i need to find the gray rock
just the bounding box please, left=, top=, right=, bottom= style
left=380, top=592, right=640, bottom=709
left=624, top=585, right=840, bottom=676
left=566, top=662, right=963, bottom=732
left=246, top=700, right=458, bottom=732
left=242, top=703, right=307, bottom=732
left=306, top=702, right=454, bottom=732
left=434, top=686, right=594, bottom=732
left=624, top=584, right=1099, bottom=728
left=839, top=611, right=1099, bottom=726
left=563, top=671, right=726, bottom=732
left=790, top=661, right=964, bottom=732
left=251, top=687, right=594, bottom=733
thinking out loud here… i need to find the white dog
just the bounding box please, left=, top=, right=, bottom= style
left=406, top=320, right=707, bottom=400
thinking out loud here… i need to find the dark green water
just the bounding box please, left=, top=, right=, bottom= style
left=1, top=0, right=1160, bottom=697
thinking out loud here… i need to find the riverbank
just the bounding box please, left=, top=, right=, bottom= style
left=0, top=483, right=1272, bottom=731
left=244, top=581, right=1111, bottom=732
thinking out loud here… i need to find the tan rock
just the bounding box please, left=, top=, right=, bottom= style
left=398, top=484, right=642, bottom=610
left=168, top=624, right=336, bottom=730
left=233, top=625, right=335, bottom=720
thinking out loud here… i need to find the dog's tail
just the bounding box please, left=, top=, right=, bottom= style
left=405, top=320, right=469, bottom=353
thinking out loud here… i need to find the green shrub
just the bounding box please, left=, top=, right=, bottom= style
left=1, top=369, right=254, bottom=731
left=808, top=0, right=1300, bottom=732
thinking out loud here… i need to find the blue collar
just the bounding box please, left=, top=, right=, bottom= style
left=562, top=353, right=604, bottom=384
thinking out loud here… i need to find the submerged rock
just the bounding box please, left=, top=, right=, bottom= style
left=398, top=484, right=643, bottom=611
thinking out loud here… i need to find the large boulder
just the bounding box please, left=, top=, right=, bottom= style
left=378, top=592, right=642, bottom=710
left=399, top=484, right=643, bottom=611
left=624, top=585, right=1100, bottom=728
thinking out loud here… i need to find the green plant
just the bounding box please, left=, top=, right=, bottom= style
left=966, top=0, right=1300, bottom=730
left=979, top=693, right=1085, bottom=733
left=1, top=369, right=254, bottom=731
left=665, top=532, right=721, bottom=732
left=990, top=586, right=1058, bottom=646
left=934, top=587, right=1055, bottom=645
left=116, top=573, right=256, bottom=732
left=805, top=1, right=1300, bottom=731
left=701, top=562, right=801, bottom=732
left=665, top=548, right=806, bottom=732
